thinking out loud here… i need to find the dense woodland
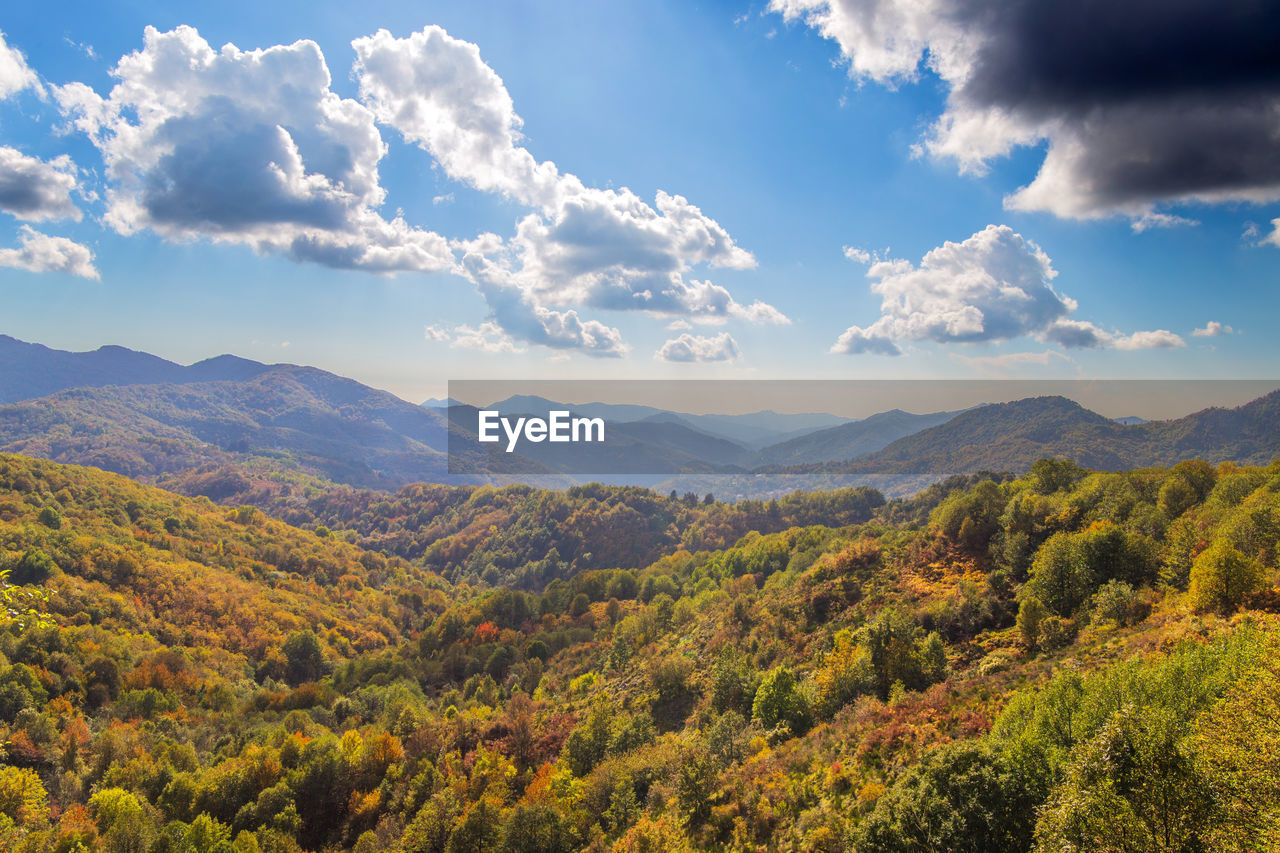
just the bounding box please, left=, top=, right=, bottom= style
left=0, top=451, right=1279, bottom=851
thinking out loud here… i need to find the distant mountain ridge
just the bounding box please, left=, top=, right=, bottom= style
left=4, top=335, right=1279, bottom=503
left=0, top=334, right=276, bottom=403
left=815, top=393, right=1280, bottom=476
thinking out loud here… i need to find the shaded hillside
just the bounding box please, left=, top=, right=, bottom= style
left=0, top=368, right=550, bottom=498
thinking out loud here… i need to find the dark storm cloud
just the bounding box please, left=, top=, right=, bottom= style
left=774, top=0, right=1280, bottom=218
left=958, top=0, right=1280, bottom=115
left=954, top=0, right=1280, bottom=212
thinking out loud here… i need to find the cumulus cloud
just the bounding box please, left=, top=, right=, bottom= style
left=1263, top=218, right=1280, bottom=249
left=0, top=31, right=40, bottom=99
left=0, top=148, right=82, bottom=221
left=1192, top=321, right=1234, bottom=337
left=459, top=245, right=627, bottom=358
left=352, top=26, right=781, bottom=353
left=950, top=349, right=1076, bottom=375
left=770, top=0, right=1280, bottom=222
left=843, top=245, right=872, bottom=264
left=0, top=225, right=98, bottom=278
left=832, top=224, right=1185, bottom=354
left=54, top=26, right=452, bottom=274
left=425, top=320, right=525, bottom=353
left=656, top=332, right=741, bottom=363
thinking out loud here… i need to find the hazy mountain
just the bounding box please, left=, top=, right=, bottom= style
left=0, top=334, right=275, bottom=403
left=0, top=365, right=558, bottom=498
left=818, top=393, right=1280, bottom=476
left=443, top=402, right=754, bottom=474
left=421, top=396, right=463, bottom=409
left=754, top=408, right=963, bottom=467
left=481, top=394, right=851, bottom=448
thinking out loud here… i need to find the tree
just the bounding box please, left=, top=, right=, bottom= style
left=446, top=799, right=502, bottom=853
left=1033, top=705, right=1216, bottom=852
left=752, top=666, right=811, bottom=736
left=1193, top=658, right=1280, bottom=849
left=1190, top=540, right=1261, bottom=614
left=1027, top=533, right=1093, bottom=616
left=1017, top=596, right=1047, bottom=651
left=0, top=766, right=48, bottom=830
left=282, top=631, right=325, bottom=685
left=855, top=742, right=1037, bottom=853
left=500, top=804, right=573, bottom=853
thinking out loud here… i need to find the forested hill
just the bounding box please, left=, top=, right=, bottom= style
left=819, top=392, right=1280, bottom=475
left=286, top=481, right=887, bottom=589
left=1, top=451, right=1280, bottom=850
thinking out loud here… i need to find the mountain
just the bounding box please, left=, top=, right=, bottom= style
left=0, top=365, right=559, bottom=501
left=484, top=394, right=852, bottom=447
left=754, top=407, right=963, bottom=466
left=443, top=402, right=754, bottom=474
left=0, top=333, right=276, bottom=403
left=819, top=393, right=1280, bottom=476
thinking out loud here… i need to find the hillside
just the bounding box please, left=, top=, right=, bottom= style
left=0, top=368, right=559, bottom=502
left=0, top=452, right=1279, bottom=851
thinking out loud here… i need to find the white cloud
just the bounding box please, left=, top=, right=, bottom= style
left=843, top=245, right=872, bottom=263
left=424, top=320, right=525, bottom=353
left=1263, top=218, right=1280, bottom=249
left=770, top=1, right=1280, bottom=223
left=352, top=26, right=781, bottom=353
left=949, top=349, right=1077, bottom=375
left=0, top=225, right=98, bottom=278
left=459, top=246, right=627, bottom=357
left=0, top=31, right=40, bottom=99
left=666, top=318, right=692, bottom=331
left=0, top=147, right=82, bottom=221
left=1191, top=321, right=1233, bottom=338
left=450, top=322, right=524, bottom=354
left=656, top=332, right=741, bottom=363
left=833, top=224, right=1186, bottom=355
left=1111, top=329, right=1185, bottom=350
left=54, top=26, right=452, bottom=274
left=1130, top=212, right=1199, bottom=233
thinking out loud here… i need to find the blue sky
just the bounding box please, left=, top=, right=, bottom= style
left=0, top=0, right=1277, bottom=402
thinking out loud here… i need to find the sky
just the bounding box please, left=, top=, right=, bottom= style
left=0, top=0, right=1278, bottom=404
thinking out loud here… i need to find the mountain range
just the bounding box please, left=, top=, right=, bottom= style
left=2, top=334, right=1278, bottom=502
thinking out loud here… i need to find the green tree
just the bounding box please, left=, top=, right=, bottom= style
left=1027, top=532, right=1093, bottom=616
left=499, top=804, right=573, bottom=853
left=1189, top=540, right=1262, bottom=614
left=1193, top=657, right=1280, bottom=850
left=1033, top=705, right=1216, bottom=852
left=1017, top=596, right=1047, bottom=651
left=281, top=631, right=325, bottom=685
left=751, top=666, right=811, bottom=736
left=855, top=742, right=1038, bottom=853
